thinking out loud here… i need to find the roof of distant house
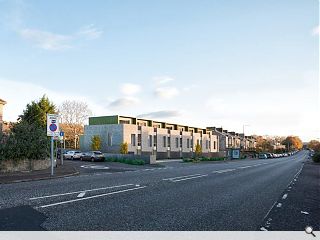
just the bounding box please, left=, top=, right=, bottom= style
left=0, top=99, right=7, bottom=104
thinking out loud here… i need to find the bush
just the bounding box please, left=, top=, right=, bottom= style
left=312, top=153, right=320, bottom=163
left=91, top=135, right=101, bottom=151
left=119, top=142, right=128, bottom=154
left=104, top=156, right=145, bottom=165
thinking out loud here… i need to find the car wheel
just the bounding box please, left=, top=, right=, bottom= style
left=91, top=157, right=95, bottom=162
left=71, top=156, right=73, bottom=160
left=80, top=157, right=83, bottom=161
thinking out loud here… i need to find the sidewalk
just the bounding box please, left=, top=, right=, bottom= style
left=0, top=161, right=79, bottom=184
left=260, top=158, right=320, bottom=231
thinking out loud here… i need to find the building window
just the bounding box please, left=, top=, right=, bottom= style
left=149, top=135, right=152, bottom=147
left=131, top=134, right=136, bottom=146
left=206, top=140, right=208, bottom=149
left=168, top=137, right=171, bottom=147
left=154, top=135, right=157, bottom=147
left=214, top=141, right=216, bottom=149
left=187, top=139, right=190, bottom=148
left=180, top=138, right=182, bottom=148
left=163, top=136, right=166, bottom=147
left=108, top=133, right=113, bottom=146
left=137, top=134, right=141, bottom=147
left=197, top=139, right=200, bottom=145
left=191, top=139, right=193, bottom=148
left=119, top=120, right=130, bottom=124
left=176, top=138, right=179, bottom=148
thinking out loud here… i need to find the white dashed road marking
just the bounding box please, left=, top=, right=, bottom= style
left=38, top=186, right=147, bottom=208
left=171, top=174, right=208, bottom=182
left=213, top=169, right=236, bottom=173
left=29, top=183, right=135, bottom=200
left=282, top=194, right=288, bottom=200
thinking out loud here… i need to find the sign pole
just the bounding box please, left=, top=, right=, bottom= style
left=51, top=136, right=54, bottom=176
left=61, top=140, right=64, bottom=166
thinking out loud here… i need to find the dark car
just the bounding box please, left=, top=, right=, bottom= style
left=80, top=151, right=105, bottom=162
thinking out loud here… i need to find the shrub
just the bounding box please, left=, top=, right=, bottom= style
left=312, top=153, right=320, bottom=163
left=91, top=135, right=101, bottom=151
left=120, top=142, right=128, bottom=154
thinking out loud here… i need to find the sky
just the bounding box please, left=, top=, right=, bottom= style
left=0, top=0, right=319, bottom=141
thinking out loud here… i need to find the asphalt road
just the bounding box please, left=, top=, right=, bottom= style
left=0, top=150, right=312, bottom=231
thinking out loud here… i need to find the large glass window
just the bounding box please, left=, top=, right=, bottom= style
left=176, top=138, right=179, bottom=148
left=149, top=135, right=152, bottom=147
left=163, top=136, right=166, bottom=147
left=187, top=139, right=190, bottom=148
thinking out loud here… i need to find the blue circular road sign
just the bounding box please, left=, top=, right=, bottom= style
left=49, top=124, right=57, bottom=132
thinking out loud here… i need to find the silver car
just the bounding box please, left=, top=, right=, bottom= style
left=63, top=151, right=82, bottom=160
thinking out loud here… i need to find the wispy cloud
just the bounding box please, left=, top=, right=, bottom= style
left=137, top=110, right=181, bottom=119
left=19, top=24, right=103, bottom=51
left=120, top=83, right=141, bottom=96
left=153, top=76, right=175, bottom=85
left=312, top=25, right=319, bottom=36
left=108, top=97, right=139, bottom=109
left=20, top=28, right=72, bottom=50
left=77, top=24, right=103, bottom=40
left=154, top=87, right=179, bottom=99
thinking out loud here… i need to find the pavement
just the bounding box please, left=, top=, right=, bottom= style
left=0, top=150, right=318, bottom=231
left=259, top=157, right=320, bottom=231
left=0, top=161, right=79, bottom=184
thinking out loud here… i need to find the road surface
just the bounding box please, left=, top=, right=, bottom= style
left=0, top=150, right=311, bottom=230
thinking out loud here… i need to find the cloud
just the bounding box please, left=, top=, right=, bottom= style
left=120, top=83, right=141, bottom=95
left=154, top=87, right=179, bottom=99
left=19, top=24, right=103, bottom=50
left=77, top=24, right=103, bottom=40
left=0, top=78, right=107, bottom=122
left=108, top=97, right=139, bottom=108
left=137, top=110, right=181, bottom=119
left=153, top=76, right=175, bottom=85
left=312, top=25, right=319, bottom=36
left=19, top=28, right=72, bottom=50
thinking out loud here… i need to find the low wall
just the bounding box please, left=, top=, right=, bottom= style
left=103, top=153, right=156, bottom=164
left=0, top=159, right=51, bottom=173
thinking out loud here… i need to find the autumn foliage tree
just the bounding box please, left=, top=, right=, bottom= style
left=282, top=136, right=303, bottom=150
left=91, top=135, right=101, bottom=151
left=119, top=142, right=128, bottom=154
left=308, top=140, right=320, bottom=152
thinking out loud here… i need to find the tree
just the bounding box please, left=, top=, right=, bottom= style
left=195, top=143, right=202, bottom=160
left=308, top=140, right=320, bottom=152
left=255, top=136, right=273, bottom=152
left=91, top=135, right=101, bottom=151
left=1, top=96, right=56, bottom=161
left=19, top=95, right=56, bottom=129
left=282, top=136, right=303, bottom=150
left=58, top=100, right=92, bottom=149
left=120, top=142, right=128, bottom=154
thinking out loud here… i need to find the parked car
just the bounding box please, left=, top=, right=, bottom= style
left=259, top=153, right=268, bottom=159
left=63, top=150, right=82, bottom=160
left=80, top=151, right=105, bottom=162
left=265, top=153, right=273, bottom=158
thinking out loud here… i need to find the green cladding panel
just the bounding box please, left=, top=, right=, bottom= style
left=89, top=116, right=119, bottom=125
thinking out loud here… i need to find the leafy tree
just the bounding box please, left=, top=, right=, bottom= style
left=1, top=96, right=56, bottom=161
left=308, top=140, right=320, bottom=152
left=19, top=95, right=56, bottom=129
left=282, top=136, right=303, bottom=150
left=0, top=121, right=49, bottom=161
left=120, top=142, right=128, bottom=154
left=91, top=135, right=101, bottom=151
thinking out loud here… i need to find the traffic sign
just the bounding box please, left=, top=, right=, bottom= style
left=60, top=131, right=64, bottom=137
left=47, top=114, right=60, bottom=137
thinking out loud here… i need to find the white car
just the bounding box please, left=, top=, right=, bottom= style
left=63, top=151, right=82, bottom=160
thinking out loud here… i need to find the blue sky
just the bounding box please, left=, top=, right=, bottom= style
left=0, top=0, right=319, bottom=141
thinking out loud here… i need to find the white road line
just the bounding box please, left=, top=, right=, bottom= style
left=239, top=166, right=252, bottom=169
left=77, top=192, right=86, bottom=198
left=38, top=186, right=147, bottom=208
left=282, top=194, right=288, bottom=200
left=213, top=169, right=236, bottom=173
left=29, top=184, right=135, bottom=200
left=162, top=173, right=203, bottom=181
left=276, top=203, right=282, bottom=208
left=171, top=174, right=208, bottom=182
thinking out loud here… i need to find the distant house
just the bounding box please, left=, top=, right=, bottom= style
left=0, top=98, right=7, bottom=133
